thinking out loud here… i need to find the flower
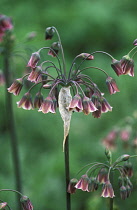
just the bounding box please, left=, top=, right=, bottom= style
left=120, top=56, right=134, bottom=77
left=101, top=181, right=115, bottom=198
left=77, top=53, right=94, bottom=60
left=120, top=129, right=130, bottom=142
left=67, top=178, right=78, bottom=194
left=123, top=162, right=133, bottom=177
left=45, top=27, right=55, bottom=40
left=7, top=78, right=23, bottom=95
left=106, top=77, right=120, bottom=95
left=38, top=96, right=56, bottom=114
left=97, top=168, right=108, bottom=184
left=111, top=59, right=123, bottom=76
left=34, top=92, right=44, bottom=108
left=75, top=174, right=90, bottom=192
left=27, top=52, right=40, bottom=68
left=68, top=94, right=83, bottom=112
left=100, top=97, right=112, bottom=113
left=82, top=96, right=97, bottom=115
left=28, top=66, right=42, bottom=83
left=17, top=92, right=33, bottom=110
left=133, top=39, right=137, bottom=46
left=0, top=202, right=7, bottom=209
left=48, top=42, right=60, bottom=57
left=88, top=177, right=98, bottom=192
left=0, top=14, right=13, bottom=41
left=20, top=196, right=33, bottom=210
left=120, top=186, right=127, bottom=200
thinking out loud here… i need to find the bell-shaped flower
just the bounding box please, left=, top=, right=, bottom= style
left=75, top=174, right=90, bottom=192
left=28, top=66, right=42, bottom=83
left=68, top=94, right=83, bottom=112
left=34, top=92, right=44, bottom=108
left=27, top=52, right=40, bottom=68
left=100, top=97, right=112, bottom=113
left=20, top=196, right=33, bottom=210
left=106, top=77, right=120, bottom=95
left=97, top=168, right=108, bottom=184
left=7, top=78, right=23, bottom=95
left=120, top=186, right=127, bottom=200
left=101, top=181, right=115, bottom=198
left=88, top=177, right=98, bottom=192
left=67, top=178, right=78, bottom=194
left=82, top=96, right=97, bottom=115
left=45, top=27, right=55, bottom=40
left=111, top=59, right=123, bottom=76
left=38, top=96, right=56, bottom=114
left=120, top=56, right=134, bottom=77
left=17, top=92, right=33, bottom=110
left=48, top=42, right=60, bottom=57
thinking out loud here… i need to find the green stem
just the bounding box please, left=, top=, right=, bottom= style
left=3, top=54, right=22, bottom=210
left=109, top=171, right=114, bottom=210
left=64, top=134, right=71, bottom=210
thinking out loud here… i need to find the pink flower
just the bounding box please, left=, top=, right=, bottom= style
left=111, top=59, right=123, bottom=76
left=17, top=92, right=33, bottom=110
left=120, top=56, right=134, bottom=77
left=68, top=94, right=83, bottom=112
left=38, top=96, right=56, bottom=114
left=8, top=78, right=23, bottom=95
left=27, top=52, right=40, bottom=68
left=67, top=178, right=78, bottom=194
left=82, top=96, right=97, bottom=115
left=106, top=77, right=120, bottom=95
left=28, top=66, right=42, bottom=83
left=20, top=196, right=33, bottom=210
left=75, top=174, right=90, bottom=192
left=101, top=181, right=115, bottom=198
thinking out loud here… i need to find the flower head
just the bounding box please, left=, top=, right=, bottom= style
left=27, top=52, right=40, bottom=68
left=20, top=196, right=33, bottom=210
left=0, top=14, right=13, bottom=41
left=101, top=181, right=115, bottom=198
left=17, top=92, right=33, bottom=110
left=7, top=78, right=23, bottom=95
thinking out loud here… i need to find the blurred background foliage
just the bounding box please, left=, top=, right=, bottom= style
left=0, top=0, right=137, bottom=209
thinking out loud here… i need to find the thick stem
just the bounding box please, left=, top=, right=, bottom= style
left=3, top=55, right=22, bottom=210
left=109, top=172, right=114, bottom=210
left=64, top=134, right=71, bottom=210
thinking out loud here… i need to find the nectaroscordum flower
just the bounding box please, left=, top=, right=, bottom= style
left=82, top=96, right=97, bottom=115
left=7, top=78, right=23, bottom=95
left=17, top=92, right=33, bottom=110
left=67, top=178, right=78, bottom=194
left=0, top=14, right=13, bottom=41
left=101, top=181, right=115, bottom=198
left=27, top=52, right=40, bottom=68
left=0, top=202, right=7, bottom=209
left=75, top=174, right=90, bottom=192
left=68, top=94, right=83, bottom=112
left=38, top=96, right=56, bottom=114
left=120, top=56, right=134, bottom=77
left=20, top=196, right=33, bottom=210
left=106, top=77, right=120, bottom=95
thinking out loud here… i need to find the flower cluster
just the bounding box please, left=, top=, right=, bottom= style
left=0, top=14, right=13, bottom=42
left=8, top=26, right=136, bottom=118
left=68, top=151, right=134, bottom=200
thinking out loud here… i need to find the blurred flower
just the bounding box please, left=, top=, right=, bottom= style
left=75, top=174, right=90, bottom=192
left=0, top=70, right=5, bottom=85
left=88, top=177, right=98, bottom=192
left=67, top=178, right=78, bottom=194
left=38, top=96, right=56, bottom=114
left=17, top=92, right=33, bottom=110
left=20, top=196, right=33, bottom=210
left=123, top=162, right=133, bottom=177
left=8, top=78, right=23, bottom=95
left=101, top=181, right=115, bottom=198
left=120, top=129, right=130, bottom=142
left=97, top=168, right=108, bottom=184
left=0, top=202, right=7, bottom=209
left=0, top=14, right=13, bottom=41
left=27, top=52, right=40, bottom=68
left=106, top=77, right=120, bottom=95
left=45, top=27, right=55, bottom=40
left=48, top=42, right=60, bottom=57
left=133, top=39, right=137, bottom=46
left=120, top=186, right=127, bottom=200
left=77, top=53, right=94, bottom=60
left=34, top=92, right=44, bottom=108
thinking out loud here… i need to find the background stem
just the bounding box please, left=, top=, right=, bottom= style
left=3, top=55, right=22, bottom=210
left=64, top=134, right=71, bottom=210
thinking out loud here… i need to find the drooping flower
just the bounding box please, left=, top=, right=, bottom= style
left=75, top=174, right=90, bottom=192
left=100, top=97, right=112, bottom=113
left=133, top=39, right=137, bottom=46
left=68, top=94, right=83, bottom=112
left=123, top=162, right=133, bottom=177
left=34, top=92, right=44, bottom=108
left=7, top=78, right=23, bottom=95
left=17, top=92, right=33, bottom=110
left=82, top=96, right=97, bottom=115
left=88, top=177, right=98, bottom=192
left=106, top=77, right=120, bottom=95
left=111, top=59, right=123, bottom=76
left=67, top=178, right=78, bottom=194
left=45, top=27, right=55, bottom=40
left=97, top=168, right=108, bottom=184
left=38, top=96, right=56, bottom=114
left=48, top=42, right=60, bottom=57
left=0, top=14, right=13, bottom=41
left=101, top=181, right=115, bottom=198
left=120, top=56, right=134, bottom=77
left=120, top=186, right=127, bottom=200
left=20, top=196, right=33, bottom=210
left=0, top=202, right=7, bottom=209
left=27, top=52, right=40, bottom=68
left=28, top=66, right=42, bottom=83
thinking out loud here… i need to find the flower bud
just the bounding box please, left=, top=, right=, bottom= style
left=45, top=27, right=55, bottom=40
left=105, top=147, right=112, bottom=163
left=20, top=196, right=33, bottom=210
